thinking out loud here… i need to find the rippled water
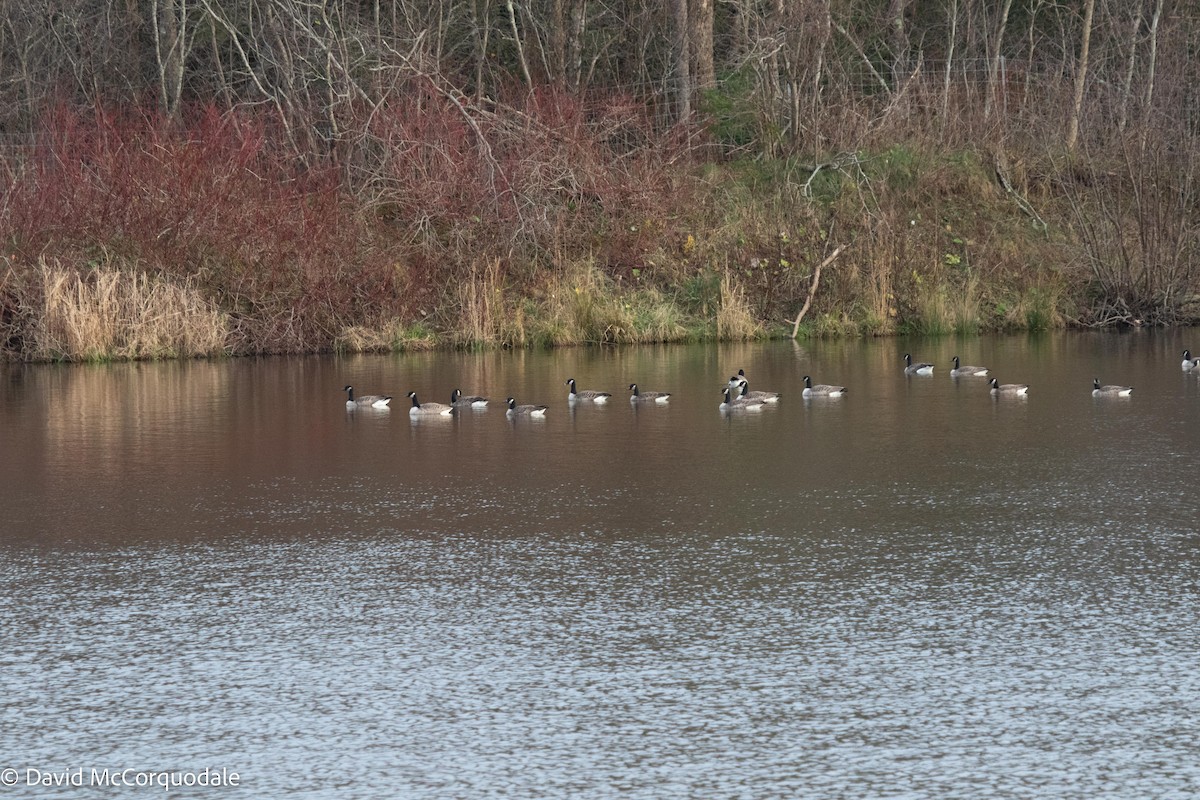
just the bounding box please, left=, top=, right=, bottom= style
left=2, top=333, right=1199, bottom=798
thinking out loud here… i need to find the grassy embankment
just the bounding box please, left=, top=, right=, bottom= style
left=0, top=97, right=1189, bottom=361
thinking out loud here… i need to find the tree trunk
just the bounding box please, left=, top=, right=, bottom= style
left=672, top=0, right=691, bottom=120
left=548, top=0, right=566, bottom=85
left=941, top=0, right=958, bottom=134
left=469, top=0, right=491, bottom=100
left=690, top=0, right=715, bottom=90
left=811, top=0, right=832, bottom=147
left=983, top=0, right=1013, bottom=119
left=505, top=0, right=533, bottom=87
left=887, top=0, right=909, bottom=87
left=1117, top=5, right=1143, bottom=133
left=566, top=0, right=587, bottom=91
left=152, top=0, right=189, bottom=121
left=1141, top=0, right=1164, bottom=149
left=1066, top=0, right=1095, bottom=154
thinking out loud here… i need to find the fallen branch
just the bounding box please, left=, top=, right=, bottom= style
left=787, top=243, right=848, bottom=337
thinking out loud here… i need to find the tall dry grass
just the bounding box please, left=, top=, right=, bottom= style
left=716, top=270, right=764, bottom=340
left=534, top=261, right=634, bottom=346
left=908, top=272, right=984, bottom=335
left=21, top=261, right=228, bottom=360
left=445, top=259, right=535, bottom=348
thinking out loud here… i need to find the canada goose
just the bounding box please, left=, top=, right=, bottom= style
left=720, top=387, right=764, bottom=411
left=1183, top=350, right=1199, bottom=371
left=451, top=389, right=489, bottom=408
left=344, top=385, right=391, bottom=409
left=735, top=378, right=781, bottom=403
left=1093, top=379, right=1133, bottom=397
left=407, top=391, right=454, bottom=416
left=629, top=383, right=671, bottom=403
left=949, top=356, right=990, bottom=377
left=566, top=378, right=611, bottom=403
left=802, top=375, right=846, bottom=397
left=989, top=379, right=1029, bottom=396
left=506, top=397, right=549, bottom=418
left=726, top=368, right=776, bottom=391
left=903, top=354, right=935, bottom=375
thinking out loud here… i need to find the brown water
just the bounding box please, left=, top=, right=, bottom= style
left=2, top=333, right=1199, bottom=798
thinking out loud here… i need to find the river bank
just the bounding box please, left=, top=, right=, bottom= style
left=2, top=101, right=1197, bottom=363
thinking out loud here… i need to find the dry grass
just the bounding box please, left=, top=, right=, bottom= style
left=453, top=260, right=505, bottom=347
left=533, top=261, right=635, bottom=346
left=1007, top=283, right=1066, bottom=331
left=945, top=272, right=985, bottom=334
left=336, top=320, right=438, bottom=352
left=716, top=270, right=764, bottom=340
left=445, top=258, right=534, bottom=348
left=334, top=325, right=394, bottom=353
left=627, top=285, right=692, bottom=342
left=24, top=260, right=228, bottom=360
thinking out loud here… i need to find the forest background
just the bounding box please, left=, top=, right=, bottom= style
left=0, top=0, right=1196, bottom=359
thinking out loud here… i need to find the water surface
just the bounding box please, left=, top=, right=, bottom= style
left=2, top=333, right=1199, bottom=798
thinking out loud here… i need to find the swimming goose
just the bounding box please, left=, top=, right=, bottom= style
left=949, top=356, right=990, bottom=377
left=1092, top=379, right=1133, bottom=397
left=989, top=379, right=1029, bottom=396
left=720, top=369, right=768, bottom=391
left=903, top=354, right=935, bottom=375
left=802, top=376, right=847, bottom=397
left=1183, top=350, right=1199, bottom=371
left=566, top=378, right=611, bottom=403
left=735, top=378, right=781, bottom=403
left=506, top=397, right=549, bottom=418
left=629, top=383, right=671, bottom=403
left=451, top=389, right=489, bottom=408
left=720, top=387, right=764, bottom=411
left=407, top=392, right=454, bottom=416
left=344, top=385, right=391, bottom=409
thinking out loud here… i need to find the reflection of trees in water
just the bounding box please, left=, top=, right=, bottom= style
left=37, top=361, right=231, bottom=486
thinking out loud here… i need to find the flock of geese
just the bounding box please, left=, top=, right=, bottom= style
left=344, top=348, right=1199, bottom=417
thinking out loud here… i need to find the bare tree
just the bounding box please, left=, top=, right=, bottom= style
left=504, top=0, right=533, bottom=87
left=1067, top=0, right=1096, bottom=153
left=1140, top=0, right=1165, bottom=149
left=1116, top=2, right=1142, bottom=133
left=690, top=0, right=715, bottom=90
left=151, top=0, right=201, bottom=121
left=671, top=0, right=691, bottom=119
left=940, top=0, right=959, bottom=133
left=982, top=0, right=1013, bottom=119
